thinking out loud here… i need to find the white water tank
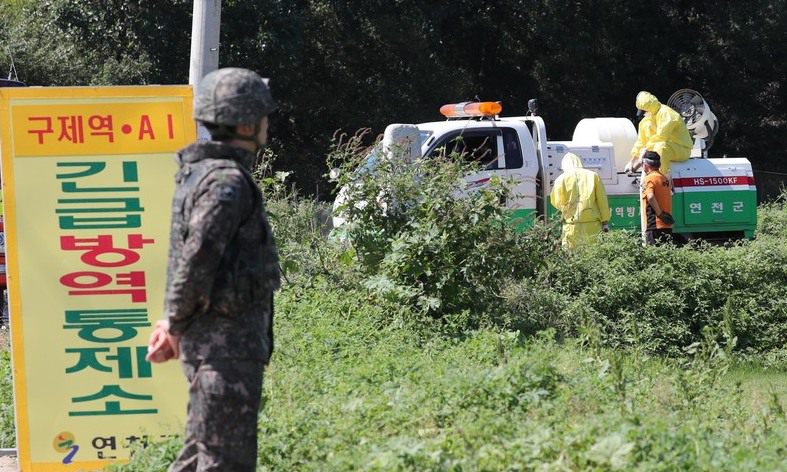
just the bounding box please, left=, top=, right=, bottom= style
left=572, top=118, right=637, bottom=173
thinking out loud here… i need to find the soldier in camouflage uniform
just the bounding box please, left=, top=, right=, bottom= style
left=146, top=67, right=280, bottom=472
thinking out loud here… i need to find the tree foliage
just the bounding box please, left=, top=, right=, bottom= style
left=2, top=0, right=785, bottom=198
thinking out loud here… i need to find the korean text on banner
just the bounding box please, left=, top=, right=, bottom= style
left=0, top=86, right=196, bottom=471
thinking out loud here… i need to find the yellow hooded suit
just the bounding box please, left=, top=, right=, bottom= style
left=630, top=91, right=693, bottom=175
left=549, top=153, right=611, bottom=249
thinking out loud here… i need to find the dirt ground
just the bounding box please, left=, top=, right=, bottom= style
left=0, top=456, right=17, bottom=471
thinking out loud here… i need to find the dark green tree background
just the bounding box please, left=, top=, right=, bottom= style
left=2, top=0, right=785, bottom=199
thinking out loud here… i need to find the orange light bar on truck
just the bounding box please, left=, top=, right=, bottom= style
left=440, top=101, right=502, bottom=118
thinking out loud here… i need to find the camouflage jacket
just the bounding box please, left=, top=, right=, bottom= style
left=165, top=141, right=280, bottom=362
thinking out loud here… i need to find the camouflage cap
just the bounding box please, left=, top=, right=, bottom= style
left=194, top=68, right=276, bottom=126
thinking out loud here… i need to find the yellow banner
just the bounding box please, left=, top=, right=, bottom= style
left=0, top=86, right=195, bottom=471
left=12, top=101, right=189, bottom=157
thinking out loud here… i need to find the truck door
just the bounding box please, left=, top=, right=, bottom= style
left=498, top=127, right=537, bottom=224
left=425, top=126, right=536, bottom=226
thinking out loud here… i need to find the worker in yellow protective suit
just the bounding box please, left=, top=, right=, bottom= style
left=550, top=153, right=611, bottom=249
left=625, top=91, right=693, bottom=176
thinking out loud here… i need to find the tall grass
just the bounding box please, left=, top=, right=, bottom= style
left=114, top=279, right=787, bottom=471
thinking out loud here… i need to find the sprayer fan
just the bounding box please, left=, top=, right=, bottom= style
left=667, top=88, right=718, bottom=148
left=667, top=90, right=703, bottom=125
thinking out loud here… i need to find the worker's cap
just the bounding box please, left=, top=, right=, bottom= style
left=642, top=150, right=661, bottom=168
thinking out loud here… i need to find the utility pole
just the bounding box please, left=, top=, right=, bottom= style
left=189, top=0, right=221, bottom=85
left=189, top=0, right=221, bottom=140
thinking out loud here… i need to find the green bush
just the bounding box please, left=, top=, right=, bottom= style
left=327, top=130, right=550, bottom=323
left=253, top=149, right=351, bottom=288
left=502, top=223, right=787, bottom=355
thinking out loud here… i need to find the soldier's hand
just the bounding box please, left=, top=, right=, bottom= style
left=146, top=320, right=180, bottom=363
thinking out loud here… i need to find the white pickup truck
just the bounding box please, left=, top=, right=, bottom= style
left=334, top=91, right=757, bottom=240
